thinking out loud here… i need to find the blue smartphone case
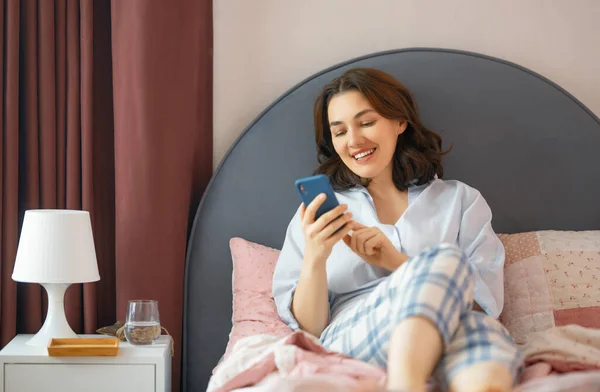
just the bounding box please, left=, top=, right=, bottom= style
left=294, top=174, right=340, bottom=220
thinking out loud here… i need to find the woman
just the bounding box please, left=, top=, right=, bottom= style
left=272, top=68, right=522, bottom=392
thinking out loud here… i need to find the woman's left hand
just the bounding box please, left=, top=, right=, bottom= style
left=343, top=222, right=409, bottom=271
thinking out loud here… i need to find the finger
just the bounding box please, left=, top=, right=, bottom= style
left=351, top=221, right=368, bottom=230
left=364, top=233, right=383, bottom=256
left=327, top=220, right=355, bottom=247
left=350, top=227, right=370, bottom=253
left=360, top=230, right=379, bottom=255
left=343, top=234, right=351, bottom=247
left=299, top=203, right=306, bottom=221
left=312, top=203, right=348, bottom=232
left=354, top=228, right=376, bottom=254
left=350, top=227, right=360, bottom=253
left=303, top=194, right=326, bottom=225
left=320, top=212, right=353, bottom=240
left=356, top=228, right=370, bottom=254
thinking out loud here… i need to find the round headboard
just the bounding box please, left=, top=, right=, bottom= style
left=182, top=48, right=600, bottom=391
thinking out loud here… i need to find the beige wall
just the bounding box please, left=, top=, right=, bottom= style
left=214, top=0, right=600, bottom=167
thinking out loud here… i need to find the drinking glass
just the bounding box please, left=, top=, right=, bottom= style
left=124, top=299, right=161, bottom=345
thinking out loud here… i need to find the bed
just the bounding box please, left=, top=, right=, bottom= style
left=182, top=48, right=600, bottom=391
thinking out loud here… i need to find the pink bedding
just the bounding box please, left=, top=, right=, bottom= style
left=208, top=332, right=386, bottom=392
left=516, top=369, right=600, bottom=392
left=210, top=326, right=600, bottom=392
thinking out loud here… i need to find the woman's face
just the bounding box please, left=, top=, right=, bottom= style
left=328, top=90, right=407, bottom=181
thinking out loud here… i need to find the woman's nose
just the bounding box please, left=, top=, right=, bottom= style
left=347, top=128, right=364, bottom=147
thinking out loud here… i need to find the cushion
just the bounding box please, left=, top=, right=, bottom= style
left=498, top=230, right=600, bottom=344
left=224, top=238, right=292, bottom=359
left=225, top=231, right=600, bottom=357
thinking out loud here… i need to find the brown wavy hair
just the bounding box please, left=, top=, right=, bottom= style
left=313, top=68, right=450, bottom=191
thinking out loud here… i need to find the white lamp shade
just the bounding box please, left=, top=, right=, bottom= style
left=12, top=210, right=100, bottom=283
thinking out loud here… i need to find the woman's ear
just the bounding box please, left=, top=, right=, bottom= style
left=397, top=121, right=408, bottom=135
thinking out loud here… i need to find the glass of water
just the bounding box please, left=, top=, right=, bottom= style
left=125, top=300, right=161, bottom=345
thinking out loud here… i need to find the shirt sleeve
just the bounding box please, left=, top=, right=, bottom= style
left=457, top=186, right=505, bottom=319
left=272, top=205, right=326, bottom=331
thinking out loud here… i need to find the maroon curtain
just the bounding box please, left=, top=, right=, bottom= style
left=0, top=0, right=116, bottom=341
left=0, top=1, right=213, bottom=391
left=111, top=1, right=213, bottom=390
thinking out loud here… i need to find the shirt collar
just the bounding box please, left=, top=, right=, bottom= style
left=348, top=174, right=437, bottom=195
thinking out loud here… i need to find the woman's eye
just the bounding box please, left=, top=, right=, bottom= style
left=361, top=121, right=375, bottom=127
left=334, top=130, right=346, bottom=137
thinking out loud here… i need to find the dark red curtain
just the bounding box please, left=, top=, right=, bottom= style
left=111, top=1, right=213, bottom=390
left=0, top=1, right=212, bottom=390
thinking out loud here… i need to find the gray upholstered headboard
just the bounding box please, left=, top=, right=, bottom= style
left=182, top=48, right=600, bottom=391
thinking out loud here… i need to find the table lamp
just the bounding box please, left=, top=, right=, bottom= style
left=12, top=210, right=100, bottom=346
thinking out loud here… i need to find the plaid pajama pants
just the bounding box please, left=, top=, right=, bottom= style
left=320, top=243, right=523, bottom=385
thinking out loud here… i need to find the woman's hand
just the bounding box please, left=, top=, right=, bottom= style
left=343, top=222, right=408, bottom=271
left=300, top=194, right=355, bottom=266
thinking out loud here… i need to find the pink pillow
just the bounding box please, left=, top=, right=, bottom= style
left=498, top=230, right=600, bottom=344
left=224, top=238, right=293, bottom=359
left=226, top=231, right=600, bottom=357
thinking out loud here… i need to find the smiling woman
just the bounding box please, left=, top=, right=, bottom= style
left=313, top=68, right=448, bottom=191
left=272, top=67, right=523, bottom=392
left=329, top=93, right=405, bottom=180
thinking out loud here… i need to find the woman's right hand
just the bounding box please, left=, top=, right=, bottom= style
left=300, top=193, right=354, bottom=265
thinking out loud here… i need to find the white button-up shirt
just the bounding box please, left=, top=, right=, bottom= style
left=273, top=178, right=505, bottom=330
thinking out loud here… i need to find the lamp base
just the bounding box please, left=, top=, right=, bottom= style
left=27, top=283, right=78, bottom=346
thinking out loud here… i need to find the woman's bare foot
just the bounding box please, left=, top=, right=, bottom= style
left=449, top=361, right=513, bottom=392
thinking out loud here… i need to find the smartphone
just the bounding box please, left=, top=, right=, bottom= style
left=295, top=174, right=340, bottom=220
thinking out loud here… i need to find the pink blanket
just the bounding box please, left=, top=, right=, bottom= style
left=211, top=325, right=600, bottom=391
left=208, top=332, right=386, bottom=392
left=515, top=325, right=600, bottom=391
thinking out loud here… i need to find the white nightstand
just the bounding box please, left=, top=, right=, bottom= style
left=0, top=334, right=172, bottom=392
